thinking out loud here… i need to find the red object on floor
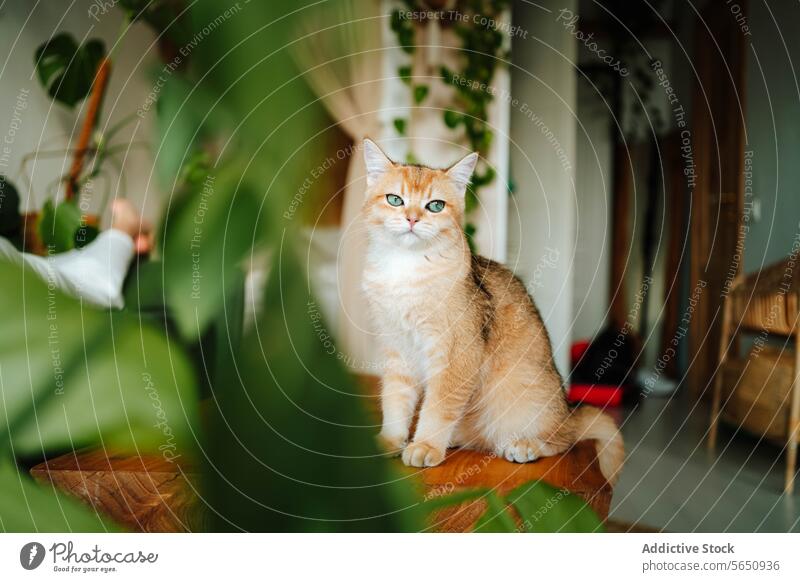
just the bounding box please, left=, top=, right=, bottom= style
left=571, top=339, right=591, bottom=364
left=568, top=384, right=624, bottom=407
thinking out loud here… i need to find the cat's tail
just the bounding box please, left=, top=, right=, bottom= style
left=564, top=406, right=625, bottom=486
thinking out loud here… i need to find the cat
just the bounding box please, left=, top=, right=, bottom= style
left=360, top=139, right=624, bottom=485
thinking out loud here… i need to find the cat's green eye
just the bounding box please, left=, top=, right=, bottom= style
left=386, top=194, right=404, bottom=207
left=425, top=200, right=446, bottom=213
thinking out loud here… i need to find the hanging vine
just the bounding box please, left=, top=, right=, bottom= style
left=390, top=0, right=510, bottom=250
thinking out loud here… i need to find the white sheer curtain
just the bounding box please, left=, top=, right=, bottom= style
left=293, top=0, right=397, bottom=370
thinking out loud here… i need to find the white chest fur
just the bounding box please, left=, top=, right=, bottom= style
left=363, top=247, right=431, bottom=329
left=362, top=244, right=459, bottom=378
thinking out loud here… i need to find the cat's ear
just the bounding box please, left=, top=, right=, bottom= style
left=446, top=152, right=479, bottom=193
left=363, top=138, right=393, bottom=187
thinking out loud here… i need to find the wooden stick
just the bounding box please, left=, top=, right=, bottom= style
left=708, top=293, right=734, bottom=451
left=65, top=58, right=111, bottom=201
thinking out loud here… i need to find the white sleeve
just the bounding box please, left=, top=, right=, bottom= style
left=0, top=229, right=135, bottom=310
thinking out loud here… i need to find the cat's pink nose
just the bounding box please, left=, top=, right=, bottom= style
left=406, top=217, right=418, bottom=229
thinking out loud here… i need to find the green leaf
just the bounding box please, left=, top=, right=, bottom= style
left=117, top=0, right=192, bottom=47
left=390, top=9, right=415, bottom=54
left=465, top=185, right=479, bottom=214
left=0, top=260, right=198, bottom=457
left=204, top=251, right=425, bottom=531
left=0, top=459, right=120, bottom=532
left=443, top=110, right=462, bottom=129
left=39, top=199, right=82, bottom=254
left=507, top=480, right=604, bottom=533
left=154, top=75, right=225, bottom=189
left=413, top=85, right=429, bottom=104
left=439, top=66, right=455, bottom=84
left=398, top=65, right=412, bottom=84
left=34, top=33, right=105, bottom=108
left=473, top=491, right=517, bottom=532
left=393, top=118, right=407, bottom=135
left=472, top=166, right=496, bottom=187
left=161, top=162, right=261, bottom=340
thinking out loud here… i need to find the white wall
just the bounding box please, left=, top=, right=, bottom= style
left=508, top=0, right=577, bottom=376
left=0, top=2, right=162, bottom=225
left=573, top=78, right=612, bottom=341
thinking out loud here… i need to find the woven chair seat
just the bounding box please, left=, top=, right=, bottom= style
left=730, top=258, right=799, bottom=336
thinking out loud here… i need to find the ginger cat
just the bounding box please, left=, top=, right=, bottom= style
left=360, top=139, right=624, bottom=484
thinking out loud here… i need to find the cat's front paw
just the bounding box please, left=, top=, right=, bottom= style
left=498, top=439, right=540, bottom=463
left=401, top=441, right=445, bottom=467
left=376, top=432, right=407, bottom=456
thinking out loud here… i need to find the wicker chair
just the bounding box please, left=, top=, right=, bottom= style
left=708, top=257, right=800, bottom=493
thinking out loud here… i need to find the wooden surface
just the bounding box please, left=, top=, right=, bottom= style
left=30, top=449, right=200, bottom=532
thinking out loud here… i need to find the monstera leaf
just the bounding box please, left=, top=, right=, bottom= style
left=0, top=260, right=198, bottom=455
left=0, top=260, right=198, bottom=530
left=35, top=33, right=105, bottom=107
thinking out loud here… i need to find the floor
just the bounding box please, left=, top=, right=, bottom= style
left=609, top=391, right=800, bottom=532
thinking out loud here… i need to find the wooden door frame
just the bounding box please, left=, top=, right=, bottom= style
left=688, top=0, right=748, bottom=400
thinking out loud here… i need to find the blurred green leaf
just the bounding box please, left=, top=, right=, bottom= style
left=0, top=459, right=120, bottom=532
left=34, top=33, right=105, bottom=108
left=393, top=118, right=407, bottom=135
left=39, top=199, right=82, bottom=254
left=465, top=185, right=479, bottom=214
left=473, top=491, right=517, bottom=532
left=398, top=65, right=412, bottom=84
left=160, top=162, right=261, bottom=340
left=118, top=0, right=192, bottom=47
left=443, top=109, right=462, bottom=129
left=413, top=84, right=429, bottom=104
left=472, top=166, right=496, bottom=187
left=0, top=260, right=198, bottom=457
left=154, top=75, right=226, bottom=189
left=204, top=251, right=424, bottom=531
left=508, top=480, right=605, bottom=533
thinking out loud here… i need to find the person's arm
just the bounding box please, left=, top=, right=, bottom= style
left=45, top=229, right=136, bottom=309
left=0, top=199, right=152, bottom=310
